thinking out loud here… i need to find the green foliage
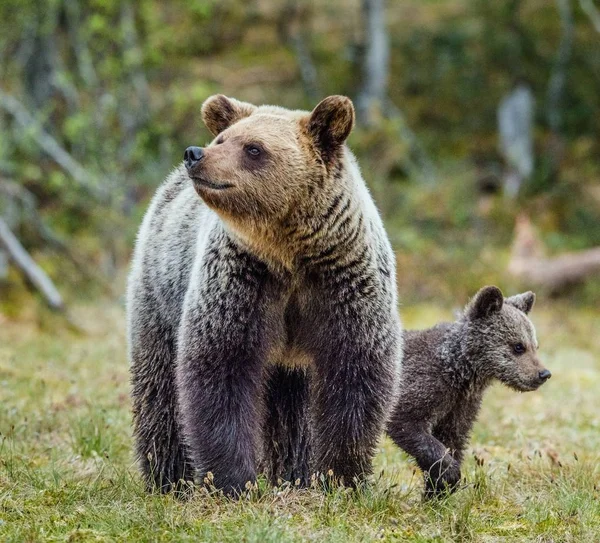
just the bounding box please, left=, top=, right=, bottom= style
left=0, top=0, right=598, bottom=304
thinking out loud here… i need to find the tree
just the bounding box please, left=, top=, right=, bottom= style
left=356, top=0, right=389, bottom=126
left=498, top=84, right=535, bottom=197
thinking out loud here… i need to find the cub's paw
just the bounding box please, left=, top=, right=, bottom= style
left=423, top=460, right=461, bottom=500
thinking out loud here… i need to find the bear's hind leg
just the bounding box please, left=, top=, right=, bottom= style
left=261, top=366, right=312, bottom=487
left=130, top=307, right=192, bottom=494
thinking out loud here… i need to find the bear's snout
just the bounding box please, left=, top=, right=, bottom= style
left=184, top=146, right=204, bottom=171
left=538, top=369, right=551, bottom=382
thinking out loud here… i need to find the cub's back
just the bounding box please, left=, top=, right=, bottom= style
left=402, top=324, right=452, bottom=372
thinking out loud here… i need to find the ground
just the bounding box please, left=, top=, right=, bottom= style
left=0, top=299, right=598, bottom=542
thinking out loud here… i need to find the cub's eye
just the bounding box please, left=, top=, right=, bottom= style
left=245, top=144, right=261, bottom=158
left=513, top=342, right=526, bottom=355
left=215, top=136, right=224, bottom=145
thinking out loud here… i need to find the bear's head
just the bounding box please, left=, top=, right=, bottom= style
left=183, top=94, right=355, bottom=228
left=462, top=286, right=551, bottom=391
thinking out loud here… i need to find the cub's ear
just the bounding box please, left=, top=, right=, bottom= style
left=307, top=96, right=355, bottom=161
left=505, top=291, right=535, bottom=314
left=201, top=95, right=256, bottom=136
left=466, top=286, right=504, bottom=320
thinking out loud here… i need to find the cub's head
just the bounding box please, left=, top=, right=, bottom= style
left=463, top=286, right=551, bottom=391
left=183, top=94, right=354, bottom=223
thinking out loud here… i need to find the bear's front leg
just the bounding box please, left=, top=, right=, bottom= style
left=175, top=238, right=276, bottom=496
left=310, top=294, right=401, bottom=487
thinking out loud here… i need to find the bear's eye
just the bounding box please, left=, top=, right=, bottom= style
left=245, top=144, right=262, bottom=158
left=513, top=342, right=526, bottom=355
left=215, top=136, right=224, bottom=145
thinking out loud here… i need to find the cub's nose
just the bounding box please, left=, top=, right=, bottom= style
left=538, top=369, right=552, bottom=381
left=184, top=146, right=204, bottom=170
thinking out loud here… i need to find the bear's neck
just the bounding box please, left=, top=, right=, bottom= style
left=220, top=181, right=371, bottom=275
left=288, top=185, right=373, bottom=270
left=438, top=322, right=494, bottom=394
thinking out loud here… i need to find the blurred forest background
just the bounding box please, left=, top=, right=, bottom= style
left=1, top=2, right=600, bottom=539
left=1, top=0, right=600, bottom=315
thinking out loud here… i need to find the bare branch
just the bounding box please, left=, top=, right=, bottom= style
left=0, top=179, right=114, bottom=293
left=0, top=216, right=64, bottom=310
left=580, top=0, right=600, bottom=33
left=0, top=88, right=109, bottom=201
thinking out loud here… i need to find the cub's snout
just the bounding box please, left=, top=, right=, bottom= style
left=539, top=369, right=551, bottom=381
left=521, top=363, right=551, bottom=391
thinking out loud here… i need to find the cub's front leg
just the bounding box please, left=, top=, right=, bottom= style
left=388, top=419, right=461, bottom=499
left=175, top=235, right=276, bottom=495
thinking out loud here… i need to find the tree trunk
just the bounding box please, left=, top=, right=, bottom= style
left=547, top=0, right=573, bottom=135
left=0, top=249, right=7, bottom=280
left=356, top=0, right=389, bottom=126
left=498, top=84, right=535, bottom=197
left=277, top=0, right=320, bottom=102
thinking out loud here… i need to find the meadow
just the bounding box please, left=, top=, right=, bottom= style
left=1, top=298, right=598, bottom=542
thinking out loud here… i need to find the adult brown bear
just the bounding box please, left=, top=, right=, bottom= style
left=127, top=95, right=402, bottom=495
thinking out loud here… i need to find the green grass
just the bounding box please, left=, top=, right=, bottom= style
left=1, top=299, right=599, bottom=542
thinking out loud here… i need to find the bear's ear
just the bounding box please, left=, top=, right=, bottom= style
left=505, top=291, right=535, bottom=314
left=307, top=96, right=355, bottom=161
left=201, top=95, right=256, bottom=136
left=466, top=286, right=504, bottom=320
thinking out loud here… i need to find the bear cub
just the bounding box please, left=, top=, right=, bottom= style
left=387, top=286, right=551, bottom=498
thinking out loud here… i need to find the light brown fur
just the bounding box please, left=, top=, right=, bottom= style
left=192, top=95, right=358, bottom=271
left=128, top=94, right=402, bottom=494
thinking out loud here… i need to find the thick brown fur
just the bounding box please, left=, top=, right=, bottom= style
left=127, top=95, right=402, bottom=495
left=386, top=286, right=551, bottom=499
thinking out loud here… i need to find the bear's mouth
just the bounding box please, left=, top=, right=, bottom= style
left=511, top=379, right=542, bottom=392
left=191, top=176, right=234, bottom=191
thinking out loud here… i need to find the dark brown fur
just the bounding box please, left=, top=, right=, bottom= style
left=127, top=95, right=402, bottom=495
left=386, top=286, right=551, bottom=498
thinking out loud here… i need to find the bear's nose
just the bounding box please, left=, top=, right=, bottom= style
left=184, top=146, right=204, bottom=170
left=538, top=369, right=552, bottom=381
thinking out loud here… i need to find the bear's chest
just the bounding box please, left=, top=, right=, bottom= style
left=264, top=288, right=315, bottom=369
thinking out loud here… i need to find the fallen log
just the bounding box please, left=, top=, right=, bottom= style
left=508, top=214, right=600, bottom=292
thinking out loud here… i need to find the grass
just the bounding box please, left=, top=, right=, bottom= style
left=0, top=298, right=599, bottom=542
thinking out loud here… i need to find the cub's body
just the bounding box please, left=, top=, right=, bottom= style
left=387, top=287, right=550, bottom=498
